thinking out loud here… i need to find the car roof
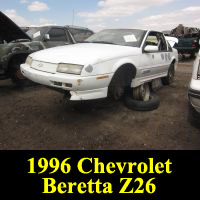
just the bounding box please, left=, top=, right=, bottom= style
left=28, top=25, right=94, bottom=32
left=66, top=25, right=94, bottom=32
left=29, top=25, right=65, bottom=28
left=97, top=28, right=162, bottom=33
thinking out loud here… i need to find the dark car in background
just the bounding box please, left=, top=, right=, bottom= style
left=174, top=33, right=200, bottom=59
left=0, top=11, right=93, bottom=86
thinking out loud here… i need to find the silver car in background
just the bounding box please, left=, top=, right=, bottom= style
left=188, top=50, right=200, bottom=126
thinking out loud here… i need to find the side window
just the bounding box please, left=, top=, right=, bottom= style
left=48, top=28, right=68, bottom=42
left=145, top=32, right=168, bottom=52
left=69, top=28, right=93, bottom=42
left=145, top=35, right=159, bottom=46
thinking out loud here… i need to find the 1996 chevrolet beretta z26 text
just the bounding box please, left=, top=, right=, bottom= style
left=21, top=29, right=178, bottom=110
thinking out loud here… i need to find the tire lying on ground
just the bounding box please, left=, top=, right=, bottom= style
left=124, top=93, right=160, bottom=111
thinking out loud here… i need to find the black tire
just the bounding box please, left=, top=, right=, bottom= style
left=190, top=52, right=196, bottom=59
left=11, top=63, right=27, bottom=87
left=108, top=71, right=126, bottom=101
left=162, top=63, right=175, bottom=85
left=11, top=63, right=35, bottom=87
left=124, top=93, right=160, bottom=111
left=188, top=103, right=200, bottom=128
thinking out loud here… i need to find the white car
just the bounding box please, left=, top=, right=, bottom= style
left=21, top=29, right=178, bottom=101
left=188, top=50, right=200, bottom=113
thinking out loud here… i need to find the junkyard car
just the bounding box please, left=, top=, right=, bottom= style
left=174, top=33, right=200, bottom=59
left=188, top=50, right=200, bottom=124
left=0, top=11, right=93, bottom=85
left=21, top=29, right=178, bottom=101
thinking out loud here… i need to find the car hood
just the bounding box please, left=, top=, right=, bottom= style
left=0, top=11, right=31, bottom=43
left=165, top=36, right=178, bottom=47
left=31, top=43, right=140, bottom=65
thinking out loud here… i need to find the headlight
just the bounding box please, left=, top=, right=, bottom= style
left=57, top=63, right=83, bottom=75
left=26, top=56, right=33, bottom=66
left=198, top=60, right=200, bottom=79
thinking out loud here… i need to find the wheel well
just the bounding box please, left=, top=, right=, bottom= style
left=110, top=64, right=136, bottom=87
left=171, top=59, right=176, bottom=65
left=7, top=53, right=29, bottom=75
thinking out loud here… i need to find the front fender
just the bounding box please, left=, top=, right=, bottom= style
left=112, top=57, right=138, bottom=74
left=171, top=48, right=178, bottom=70
left=172, top=48, right=178, bottom=62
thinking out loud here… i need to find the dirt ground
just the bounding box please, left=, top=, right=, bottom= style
left=0, top=60, right=199, bottom=150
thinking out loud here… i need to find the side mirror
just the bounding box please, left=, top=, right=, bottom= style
left=44, top=34, right=50, bottom=41
left=144, top=45, right=158, bottom=53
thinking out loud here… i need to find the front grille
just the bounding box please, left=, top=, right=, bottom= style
left=53, top=81, right=62, bottom=87
left=52, top=81, right=73, bottom=88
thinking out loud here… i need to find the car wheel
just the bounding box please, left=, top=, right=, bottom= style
left=178, top=54, right=183, bottom=61
left=188, top=102, right=200, bottom=128
left=124, top=93, right=160, bottom=111
left=162, top=63, right=175, bottom=85
left=11, top=63, right=27, bottom=86
left=108, top=72, right=126, bottom=101
left=132, top=83, right=150, bottom=101
left=11, top=63, right=35, bottom=87
left=190, top=53, right=196, bottom=59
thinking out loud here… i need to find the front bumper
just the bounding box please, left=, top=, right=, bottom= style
left=20, top=63, right=112, bottom=101
left=188, top=79, right=200, bottom=113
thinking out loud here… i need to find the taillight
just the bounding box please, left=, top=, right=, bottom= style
left=193, top=40, right=198, bottom=48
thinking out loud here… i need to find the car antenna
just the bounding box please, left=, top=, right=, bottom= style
left=72, top=9, right=75, bottom=26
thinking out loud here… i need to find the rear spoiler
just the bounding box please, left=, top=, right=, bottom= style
left=165, top=36, right=178, bottom=47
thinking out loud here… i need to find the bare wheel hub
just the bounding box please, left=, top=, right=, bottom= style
left=133, top=83, right=150, bottom=101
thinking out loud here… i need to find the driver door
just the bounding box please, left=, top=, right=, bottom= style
left=139, top=32, right=159, bottom=80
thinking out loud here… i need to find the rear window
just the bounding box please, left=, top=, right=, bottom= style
left=69, top=28, right=93, bottom=42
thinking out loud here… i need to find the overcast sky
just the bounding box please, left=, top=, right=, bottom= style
left=1, top=0, right=200, bottom=31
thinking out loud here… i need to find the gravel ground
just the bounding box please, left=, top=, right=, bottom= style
left=0, top=60, right=199, bottom=150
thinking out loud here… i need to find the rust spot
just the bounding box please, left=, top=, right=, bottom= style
left=77, top=79, right=82, bottom=86
left=96, top=75, right=109, bottom=80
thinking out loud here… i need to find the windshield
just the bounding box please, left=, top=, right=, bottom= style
left=85, top=29, right=146, bottom=47
left=27, top=27, right=47, bottom=41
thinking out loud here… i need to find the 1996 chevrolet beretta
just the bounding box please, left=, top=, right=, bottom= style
left=21, top=29, right=178, bottom=101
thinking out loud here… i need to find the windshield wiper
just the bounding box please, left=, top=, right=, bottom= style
left=77, top=41, right=91, bottom=43
left=89, top=41, right=117, bottom=45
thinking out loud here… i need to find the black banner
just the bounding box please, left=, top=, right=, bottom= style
left=1, top=150, right=199, bottom=199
